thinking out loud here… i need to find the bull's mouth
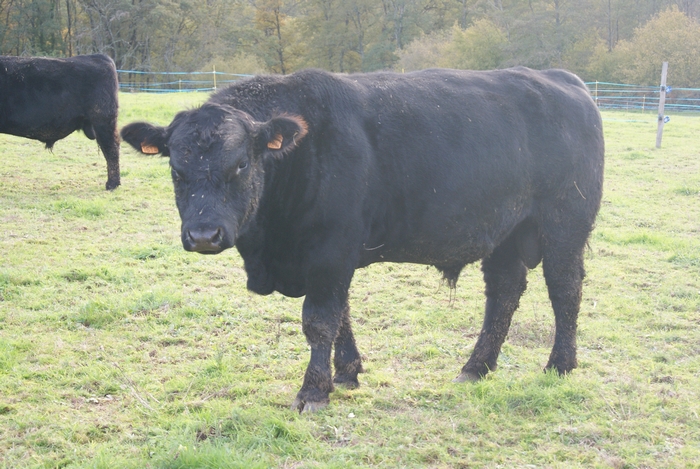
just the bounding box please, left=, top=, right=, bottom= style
left=188, top=246, right=225, bottom=255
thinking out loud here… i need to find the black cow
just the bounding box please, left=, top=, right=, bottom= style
left=0, top=54, right=120, bottom=190
left=121, top=67, right=604, bottom=412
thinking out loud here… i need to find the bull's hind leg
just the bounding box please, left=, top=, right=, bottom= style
left=93, top=117, right=121, bottom=190
left=541, top=236, right=587, bottom=375
left=456, top=235, right=528, bottom=381
left=332, top=305, right=364, bottom=388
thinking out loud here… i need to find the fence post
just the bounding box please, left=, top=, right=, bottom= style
left=595, top=81, right=598, bottom=106
left=213, top=65, right=217, bottom=90
left=656, top=62, right=668, bottom=149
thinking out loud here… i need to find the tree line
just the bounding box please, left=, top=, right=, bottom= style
left=1, top=0, right=699, bottom=86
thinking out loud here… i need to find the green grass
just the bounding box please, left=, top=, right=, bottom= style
left=1, top=95, right=699, bottom=468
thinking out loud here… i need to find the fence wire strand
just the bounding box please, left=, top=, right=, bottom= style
left=117, top=69, right=253, bottom=93
left=117, top=70, right=700, bottom=113
left=585, top=82, right=700, bottom=113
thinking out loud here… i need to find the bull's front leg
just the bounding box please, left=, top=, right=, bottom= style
left=291, top=266, right=353, bottom=413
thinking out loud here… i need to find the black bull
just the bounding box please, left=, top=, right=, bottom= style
left=121, top=67, right=604, bottom=412
left=0, top=54, right=120, bottom=190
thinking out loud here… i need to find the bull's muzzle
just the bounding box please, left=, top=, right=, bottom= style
left=182, top=227, right=225, bottom=254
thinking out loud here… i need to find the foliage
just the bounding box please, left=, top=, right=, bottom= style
left=396, top=29, right=450, bottom=71
left=446, top=18, right=507, bottom=70
left=614, top=7, right=700, bottom=85
left=399, top=19, right=507, bottom=71
left=581, top=39, right=628, bottom=85
left=1, top=92, right=699, bottom=468
left=252, top=0, right=298, bottom=74
left=2, top=0, right=700, bottom=85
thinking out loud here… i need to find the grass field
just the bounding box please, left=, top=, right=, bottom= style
left=1, top=93, right=699, bottom=468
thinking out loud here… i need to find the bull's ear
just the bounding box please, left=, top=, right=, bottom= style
left=120, top=122, right=169, bottom=156
left=254, top=114, right=308, bottom=158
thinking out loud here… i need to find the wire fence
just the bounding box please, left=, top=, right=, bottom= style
left=117, top=70, right=700, bottom=113
left=117, top=69, right=253, bottom=93
left=585, top=82, right=700, bottom=113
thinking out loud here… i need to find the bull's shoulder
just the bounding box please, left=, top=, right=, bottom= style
left=211, top=69, right=343, bottom=101
left=208, top=74, right=288, bottom=111
left=208, top=69, right=355, bottom=121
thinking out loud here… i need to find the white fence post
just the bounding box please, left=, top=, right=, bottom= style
left=656, top=62, right=668, bottom=149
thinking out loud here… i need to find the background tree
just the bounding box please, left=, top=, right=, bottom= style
left=396, top=29, right=450, bottom=70
left=252, top=0, right=297, bottom=73
left=443, top=18, right=507, bottom=69
left=298, top=0, right=381, bottom=72
left=297, top=0, right=343, bottom=71
left=398, top=19, right=506, bottom=71
left=72, top=0, right=155, bottom=70
left=1, top=0, right=699, bottom=85
left=615, top=7, right=700, bottom=85
left=0, top=0, right=66, bottom=55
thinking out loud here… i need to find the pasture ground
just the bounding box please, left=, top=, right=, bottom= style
left=1, top=94, right=699, bottom=468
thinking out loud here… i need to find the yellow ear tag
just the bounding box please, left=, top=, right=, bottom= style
left=267, top=134, right=283, bottom=150
left=140, top=143, right=159, bottom=154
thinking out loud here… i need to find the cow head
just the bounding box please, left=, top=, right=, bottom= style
left=121, top=103, right=308, bottom=254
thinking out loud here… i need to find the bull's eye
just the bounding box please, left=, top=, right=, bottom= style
left=237, top=160, right=248, bottom=173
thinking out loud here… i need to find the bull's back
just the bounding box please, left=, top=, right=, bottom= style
left=350, top=68, right=603, bottom=265
left=360, top=68, right=597, bottom=167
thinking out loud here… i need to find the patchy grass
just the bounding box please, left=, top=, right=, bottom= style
left=1, top=96, right=699, bottom=468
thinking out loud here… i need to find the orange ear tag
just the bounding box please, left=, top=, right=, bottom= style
left=267, top=134, right=283, bottom=150
left=141, top=143, right=160, bottom=154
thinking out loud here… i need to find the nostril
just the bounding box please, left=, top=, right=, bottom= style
left=211, top=227, right=223, bottom=245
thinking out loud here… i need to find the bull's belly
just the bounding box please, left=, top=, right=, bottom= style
left=4, top=121, right=76, bottom=144
left=358, top=237, right=495, bottom=269
left=358, top=200, right=531, bottom=269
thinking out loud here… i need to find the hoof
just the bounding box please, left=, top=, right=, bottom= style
left=452, top=371, right=481, bottom=383
left=333, top=374, right=360, bottom=389
left=291, top=397, right=329, bottom=413
left=105, top=180, right=120, bottom=191
left=544, top=363, right=575, bottom=376
left=545, top=355, right=577, bottom=376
